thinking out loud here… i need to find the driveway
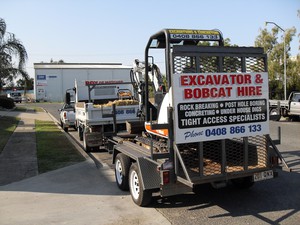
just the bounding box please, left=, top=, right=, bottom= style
left=0, top=160, right=170, bottom=225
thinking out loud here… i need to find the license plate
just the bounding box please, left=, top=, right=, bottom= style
left=253, top=170, right=274, bottom=182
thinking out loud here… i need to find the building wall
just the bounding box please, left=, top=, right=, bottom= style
left=34, top=66, right=132, bottom=102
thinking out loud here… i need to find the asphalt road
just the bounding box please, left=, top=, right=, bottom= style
left=29, top=102, right=300, bottom=225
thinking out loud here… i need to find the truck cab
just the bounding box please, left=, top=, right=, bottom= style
left=269, top=91, right=300, bottom=120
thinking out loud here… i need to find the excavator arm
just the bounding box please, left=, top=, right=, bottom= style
left=130, top=59, right=166, bottom=119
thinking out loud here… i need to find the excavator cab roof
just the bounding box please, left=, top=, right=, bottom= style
left=143, top=28, right=224, bottom=121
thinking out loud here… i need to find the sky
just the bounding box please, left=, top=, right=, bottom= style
left=1, top=0, right=300, bottom=79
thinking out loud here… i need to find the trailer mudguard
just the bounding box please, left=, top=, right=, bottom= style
left=136, top=157, right=161, bottom=190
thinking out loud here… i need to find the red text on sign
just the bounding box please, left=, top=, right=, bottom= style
left=237, top=86, right=262, bottom=96
left=184, top=87, right=232, bottom=99
left=180, top=74, right=252, bottom=86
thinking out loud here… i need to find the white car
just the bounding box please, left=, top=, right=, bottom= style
left=7, top=92, right=22, bottom=103
left=59, top=103, right=76, bottom=132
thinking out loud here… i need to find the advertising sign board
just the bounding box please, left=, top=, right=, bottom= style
left=172, top=72, right=269, bottom=144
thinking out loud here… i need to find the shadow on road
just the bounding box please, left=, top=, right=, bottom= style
left=0, top=159, right=125, bottom=196
left=282, top=150, right=300, bottom=170
left=151, top=169, right=300, bottom=224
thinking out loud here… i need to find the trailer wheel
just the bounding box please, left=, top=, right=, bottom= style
left=83, top=132, right=92, bottom=152
left=115, top=153, right=131, bottom=191
left=231, top=176, right=254, bottom=189
left=129, top=163, right=152, bottom=206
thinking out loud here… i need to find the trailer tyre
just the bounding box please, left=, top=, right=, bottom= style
left=78, top=126, right=83, bottom=141
left=83, top=132, right=92, bottom=152
left=129, top=163, right=152, bottom=206
left=115, top=153, right=131, bottom=191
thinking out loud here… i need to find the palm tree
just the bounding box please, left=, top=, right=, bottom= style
left=0, top=18, right=28, bottom=92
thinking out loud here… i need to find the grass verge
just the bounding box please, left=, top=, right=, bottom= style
left=0, top=116, right=20, bottom=153
left=36, top=120, right=85, bottom=173
left=15, top=106, right=44, bottom=112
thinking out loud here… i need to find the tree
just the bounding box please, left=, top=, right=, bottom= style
left=0, top=18, right=28, bottom=92
left=292, top=10, right=300, bottom=93
left=16, top=77, right=34, bottom=90
left=255, top=21, right=298, bottom=99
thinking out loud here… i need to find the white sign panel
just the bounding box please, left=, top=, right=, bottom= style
left=172, top=72, right=269, bottom=144
left=169, top=29, right=221, bottom=41
left=36, top=80, right=47, bottom=86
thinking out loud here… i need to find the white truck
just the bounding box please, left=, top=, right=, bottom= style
left=74, top=79, right=141, bottom=152
left=269, top=91, right=300, bottom=121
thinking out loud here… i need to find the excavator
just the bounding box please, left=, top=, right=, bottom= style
left=130, top=59, right=169, bottom=138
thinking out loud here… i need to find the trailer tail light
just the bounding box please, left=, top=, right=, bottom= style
left=157, top=161, right=173, bottom=185
left=162, top=171, right=170, bottom=184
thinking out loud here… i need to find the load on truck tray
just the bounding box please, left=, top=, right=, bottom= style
left=75, top=100, right=140, bottom=126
